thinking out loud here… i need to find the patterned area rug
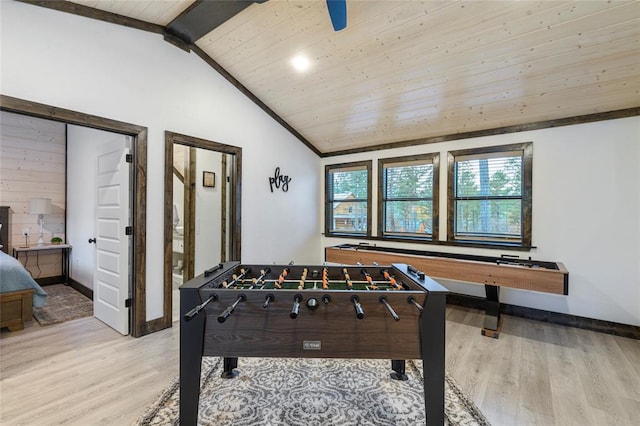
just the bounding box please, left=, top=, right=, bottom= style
left=138, top=357, right=491, bottom=426
left=32, top=284, right=93, bottom=326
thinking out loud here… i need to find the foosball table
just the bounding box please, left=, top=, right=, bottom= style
left=180, top=261, right=448, bottom=425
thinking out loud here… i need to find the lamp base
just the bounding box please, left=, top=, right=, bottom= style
left=37, top=216, right=45, bottom=246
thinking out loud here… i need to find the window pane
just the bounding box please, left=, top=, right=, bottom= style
left=330, top=201, right=368, bottom=233
left=385, top=164, right=433, bottom=198
left=448, top=142, right=531, bottom=246
left=455, top=199, right=521, bottom=238
left=329, top=169, right=368, bottom=200
left=456, top=155, right=522, bottom=197
left=326, top=161, right=371, bottom=237
left=385, top=200, right=432, bottom=235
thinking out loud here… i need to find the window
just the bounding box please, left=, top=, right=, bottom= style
left=448, top=142, right=532, bottom=247
left=325, top=161, right=372, bottom=236
left=378, top=154, right=439, bottom=240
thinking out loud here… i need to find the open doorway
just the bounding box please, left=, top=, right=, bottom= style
left=164, top=132, right=242, bottom=322
left=0, top=95, right=152, bottom=337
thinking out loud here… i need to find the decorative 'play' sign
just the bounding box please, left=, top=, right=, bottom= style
left=269, top=167, right=291, bottom=193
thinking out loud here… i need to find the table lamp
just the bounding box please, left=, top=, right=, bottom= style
left=29, top=197, right=52, bottom=245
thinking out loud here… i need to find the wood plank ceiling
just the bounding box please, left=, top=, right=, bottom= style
left=39, top=1, right=640, bottom=155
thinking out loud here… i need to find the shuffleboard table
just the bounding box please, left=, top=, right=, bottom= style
left=325, top=243, right=569, bottom=338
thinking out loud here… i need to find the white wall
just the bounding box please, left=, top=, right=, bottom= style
left=194, top=149, right=222, bottom=275
left=322, top=116, right=640, bottom=327
left=1, top=1, right=321, bottom=320
left=67, top=125, right=130, bottom=290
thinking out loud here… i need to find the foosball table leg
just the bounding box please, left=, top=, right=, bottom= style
left=221, top=357, right=239, bottom=378
left=390, top=359, right=408, bottom=381
left=420, top=290, right=446, bottom=426
left=180, top=289, right=206, bottom=426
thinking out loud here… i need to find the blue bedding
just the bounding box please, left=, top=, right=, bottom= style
left=0, top=250, right=48, bottom=308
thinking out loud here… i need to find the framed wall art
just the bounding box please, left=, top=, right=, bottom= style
left=203, top=171, right=215, bottom=188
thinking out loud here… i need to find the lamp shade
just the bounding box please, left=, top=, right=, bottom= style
left=29, top=198, right=52, bottom=215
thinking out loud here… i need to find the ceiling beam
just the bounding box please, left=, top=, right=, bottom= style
left=165, top=0, right=267, bottom=45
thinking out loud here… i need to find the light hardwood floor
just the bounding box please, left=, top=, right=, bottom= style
left=1, top=306, right=638, bottom=425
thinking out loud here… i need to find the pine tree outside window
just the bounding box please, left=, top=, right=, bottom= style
left=325, top=161, right=372, bottom=236
left=378, top=153, right=439, bottom=241
left=447, top=142, right=532, bottom=247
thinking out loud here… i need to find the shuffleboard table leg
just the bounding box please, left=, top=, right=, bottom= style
left=482, top=285, right=502, bottom=338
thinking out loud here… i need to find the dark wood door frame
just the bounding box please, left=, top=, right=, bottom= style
left=164, top=131, right=242, bottom=325
left=183, top=146, right=197, bottom=280
left=0, top=94, right=152, bottom=337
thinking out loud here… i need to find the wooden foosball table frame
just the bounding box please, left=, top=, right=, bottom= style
left=180, top=261, right=448, bottom=425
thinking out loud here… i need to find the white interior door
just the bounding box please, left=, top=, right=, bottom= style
left=94, top=138, right=131, bottom=335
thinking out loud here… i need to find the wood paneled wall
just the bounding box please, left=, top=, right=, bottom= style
left=0, top=111, right=66, bottom=279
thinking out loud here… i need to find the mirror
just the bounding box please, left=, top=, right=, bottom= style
left=172, top=144, right=235, bottom=280
left=164, top=132, right=242, bottom=322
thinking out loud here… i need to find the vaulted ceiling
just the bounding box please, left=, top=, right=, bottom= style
left=23, top=0, right=640, bottom=156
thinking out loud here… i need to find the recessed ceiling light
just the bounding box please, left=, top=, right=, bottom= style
left=291, top=55, right=311, bottom=72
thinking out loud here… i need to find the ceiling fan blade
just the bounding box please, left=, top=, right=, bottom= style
left=326, top=0, right=347, bottom=31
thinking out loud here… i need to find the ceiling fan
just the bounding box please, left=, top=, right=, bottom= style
left=326, top=0, right=347, bottom=31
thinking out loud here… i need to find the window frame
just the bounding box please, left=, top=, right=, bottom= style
left=324, top=160, right=373, bottom=237
left=377, top=153, right=440, bottom=241
left=447, top=142, right=532, bottom=247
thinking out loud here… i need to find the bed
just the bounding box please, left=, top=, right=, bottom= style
left=0, top=250, right=48, bottom=331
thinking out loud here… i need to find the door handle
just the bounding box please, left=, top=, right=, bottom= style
left=88, top=238, right=96, bottom=244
